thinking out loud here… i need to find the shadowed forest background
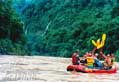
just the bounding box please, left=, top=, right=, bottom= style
left=0, top=0, right=119, bottom=61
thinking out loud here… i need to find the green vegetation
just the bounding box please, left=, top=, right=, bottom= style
left=0, top=0, right=27, bottom=55
left=18, top=0, right=119, bottom=59
left=1, top=0, right=119, bottom=61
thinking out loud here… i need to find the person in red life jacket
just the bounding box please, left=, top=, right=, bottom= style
left=72, top=49, right=80, bottom=65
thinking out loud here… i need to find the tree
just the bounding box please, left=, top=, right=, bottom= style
left=0, top=0, right=27, bottom=55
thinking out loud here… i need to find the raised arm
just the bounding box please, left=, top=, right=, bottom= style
left=92, top=47, right=97, bottom=55
left=99, top=48, right=106, bottom=59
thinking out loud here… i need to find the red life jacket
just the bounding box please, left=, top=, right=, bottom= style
left=72, top=53, right=78, bottom=65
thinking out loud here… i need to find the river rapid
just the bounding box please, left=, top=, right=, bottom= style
left=0, top=55, right=119, bottom=82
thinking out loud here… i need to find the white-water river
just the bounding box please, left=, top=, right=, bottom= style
left=0, top=55, right=119, bottom=82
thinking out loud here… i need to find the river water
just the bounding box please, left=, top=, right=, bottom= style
left=0, top=55, right=119, bottom=82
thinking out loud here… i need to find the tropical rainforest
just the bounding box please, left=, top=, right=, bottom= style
left=0, top=0, right=119, bottom=60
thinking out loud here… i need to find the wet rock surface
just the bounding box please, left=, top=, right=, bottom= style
left=0, top=55, right=119, bottom=82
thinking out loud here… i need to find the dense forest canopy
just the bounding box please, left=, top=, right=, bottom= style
left=0, top=0, right=119, bottom=60
left=0, top=0, right=28, bottom=55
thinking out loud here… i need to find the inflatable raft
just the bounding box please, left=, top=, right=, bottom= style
left=67, top=64, right=117, bottom=73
